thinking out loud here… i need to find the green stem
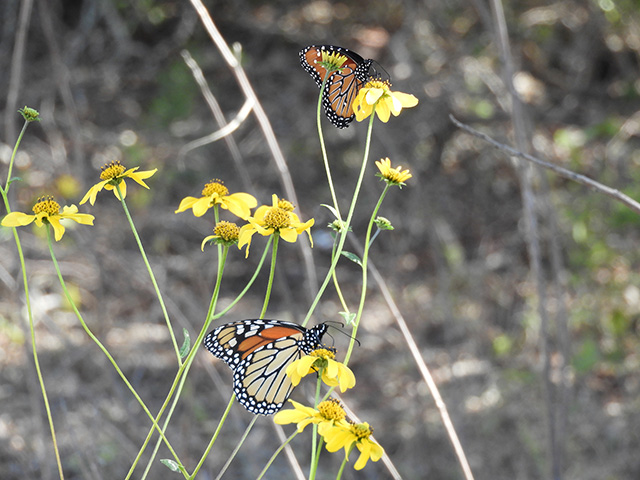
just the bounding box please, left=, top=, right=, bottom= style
left=309, top=373, right=324, bottom=479
left=137, top=245, right=230, bottom=480
left=212, top=416, right=259, bottom=480
left=4, top=215, right=65, bottom=479
left=256, top=430, right=299, bottom=480
left=317, top=75, right=342, bottom=221
left=335, top=455, right=348, bottom=480
left=259, top=234, right=279, bottom=318
left=343, top=184, right=390, bottom=365
left=189, top=393, right=235, bottom=479
left=4, top=120, right=28, bottom=193
left=330, top=237, right=350, bottom=314
left=115, top=183, right=181, bottom=364
left=44, top=226, right=182, bottom=465
left=302, top=108, right=377, bottom=327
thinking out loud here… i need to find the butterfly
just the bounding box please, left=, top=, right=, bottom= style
left=204, top=319, right=329, bottom=415
left=299, top=45, right=377, bottom=128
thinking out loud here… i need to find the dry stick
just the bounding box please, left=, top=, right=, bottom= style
left=188, top=0, right=318, bottom=298
left=450, top=116, right=640, bottom=214
left=358, top=250, right=475, bottom=480
left=489, top=3, right=560, bottom=478
left=4, top=0, right=33, bottom=143
left=179, top=49, right=254, bottom=192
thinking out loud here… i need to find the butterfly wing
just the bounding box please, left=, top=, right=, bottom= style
left=204, top=319, right=326, bottom=415
left=300, top=45, right=374, bottom=128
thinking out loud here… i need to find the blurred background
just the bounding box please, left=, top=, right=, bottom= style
left=1, top=0, right=640, bottom=478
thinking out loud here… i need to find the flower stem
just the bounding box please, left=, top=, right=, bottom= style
left=189, top=393, right=235, bottom=478
left=309, top=373, right=324, bottom=479
left=259, top=233, right=279, bottom=318
left=317, top=74, right=342, bottom=221
left=302, top=108, right=377, bottom=327
left=137, top=245, right=230, bottom=479
left=43, top=226, right=182, bottom=467
left=212, top=415, right=258, bottom=480
left=4, top=119, right=28, bottom=193
left=256, top=430, right=298, bottom=480
left=343, top=183, right=390, bottom=365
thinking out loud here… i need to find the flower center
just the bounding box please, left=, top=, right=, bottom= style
left=350, top=422, right=373, bottom=439
left=213, top=221, right=240, bottom=242
left=263, top=207, right=290, bottom=230
left=277, top=198, right=295, bottom=212
left=100, top=160, right=126, bottom=181
left=32, top=195, right=60, bottom=216
left=317, top=399, right=346, bottom=422
left=202, top=179, right=229, bottom=198
left=311, top=348, right=336, bottom=360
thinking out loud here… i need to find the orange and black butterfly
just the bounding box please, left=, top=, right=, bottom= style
left=299, top=45, right=377, bottom=128
left=204, top=319, right=329, bottom=415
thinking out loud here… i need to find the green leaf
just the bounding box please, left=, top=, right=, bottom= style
left=339, top=311, right=357, bottom=326
left=320, top=203, right=341, bottom=221
left=179, top=328, right=191, bottom=358
left=160, top=459, right=183, bottom=473
left=341, top=251, right=362, bottom=266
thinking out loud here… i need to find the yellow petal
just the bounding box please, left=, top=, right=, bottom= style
left=175, top=196, right=200, bottom=213
left=128, top=168, right=157, bottom=188
left=365, top=87, right=384, bottom=105
left=392, top=91, right=419, bottom=108
left=338, top=364, right=356, bottom=392
left=80, top=181, right=108, bottom=206
left=375, top=99, right=391, bottom=123
left=279, top=227, right=299, bottom=243
left=192, top=197, right=212, bottom=217
left=47, top=216, right=66, bottom=241
left=1, top=212, right=36, bottom=227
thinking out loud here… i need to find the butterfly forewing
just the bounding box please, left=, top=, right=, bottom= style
left=204, top=319, right=328, bottom=415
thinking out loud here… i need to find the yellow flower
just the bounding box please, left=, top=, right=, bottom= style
left=238, top=194, right=314, bottom=257
left=375, top=157, right=412, bottom=186
left=286, top=348, right=355, bottom=392
left=1, top=195, right=94, bottom=241
left=323, top=421, right=385, bottom=470
left=353, top=80, right=418, bottom=123
left=175, top=179, right=257, bottom=220
left=80, top=160, right=157, bottom=205
left=201, top=221, right=240, bottom=250
left=273, top=399, right=346, bottom=434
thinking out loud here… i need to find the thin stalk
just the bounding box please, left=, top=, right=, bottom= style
left=343, top=184, right=390, bottom=365
left=335, top=455, right=348, bottom=480
left=309, top=373, right=324, bottom=479
left=44, top=226, right=182, bottom=466
left=115, top=183, right=181, bottom=364
left=213, top=416, right=259, bottom=480
left=302, top=108, right=377, bottom=327
left=4, top=120, right=28, bottom=192
left=189, top=393, right=235, bottom=478
left=259, top=234, right=279, bottom=318
left=256, top=430, right=299, bottom=480
left=316, top=75, right=342, bottom=221
left=137, top=245, right=230, bottom=479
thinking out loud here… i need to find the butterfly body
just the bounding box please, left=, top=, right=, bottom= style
left=299, top=45, right=375, bottom=128
left=204, top=319, right=328, bottom=415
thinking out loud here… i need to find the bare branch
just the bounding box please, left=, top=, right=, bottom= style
left=450, top=115, right=640, bottom=215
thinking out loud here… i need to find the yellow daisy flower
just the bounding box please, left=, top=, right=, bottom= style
left=273, top=399, right=346, bottom=434
left=375, top=157, right=412, bottom=186
left=80, top=160, right=157, bottom=206
left=238, top=194, right=314, bottom=257
left=1, top=195, right=94, bottom=241
left=323, top=421, right=385, bottom=470
left=201, top=221, right=240, bottom=250
left=286, top=348, right=355, bottom=392
left=175, top=179, right=257, bottom=220
left=353, top=80, right=418, bottom=123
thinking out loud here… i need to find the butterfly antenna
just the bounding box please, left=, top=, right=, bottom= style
left=326, top=321, right=361, bottom=347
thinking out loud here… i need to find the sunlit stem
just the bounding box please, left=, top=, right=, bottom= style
left=138, top=244, right=230, bottom=480
left=330, top=235, right=350, bottom=313
left=309, top=371, right=324, bottom=479
left=4, top=119, right=28, bottom=193
left=115, top=183, right=181, bottom=365
left=212, top=416, right=259, bottom=480
left=343, top=184, right=390, bottom=366
left=256, top=430, right=299, bottom=480
left=302, top=106, right=377, bottom=327
left=189, top=393, right=235, bottom=479
left=43, top=226, right=182, bottom=470
left=259, top=233, right=279, bottom=318
left=335, top=453, right=349, bottom=480
left=317, top=73, right=342, bottom=222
